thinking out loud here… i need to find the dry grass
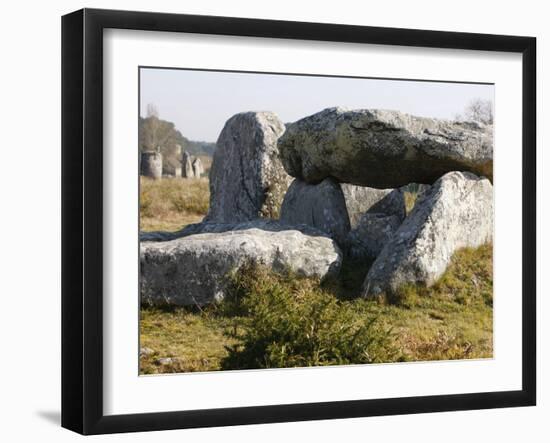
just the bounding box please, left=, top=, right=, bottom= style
left=140, top=307, right=240, bottom=373
left=140, top=176, right=210, bottom=232
left=404, top=191, right=418, bottom=214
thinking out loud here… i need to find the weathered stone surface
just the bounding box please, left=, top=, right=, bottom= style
left=340, top=186, right=406, bottom=259
left=192, top=157, right=204, bottom=177
left=280, top=178, right=350, bottom=246
left=347, top=213, right=403, bottom=260
left=278, top=107, right=493, bottom=188
left=362, top=171, right=493, bottom=298
left=182, top=151, right=194, bottom=178
left=141, top=151, right=163, bottom=179
left=140, top=220, right=342, bottom=306
left=340, top=184, right=406, bottom=228
left=207, top=112, right=292, bottom=222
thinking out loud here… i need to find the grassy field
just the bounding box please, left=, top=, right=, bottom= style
left=140, top=177, right=210, bottom=232
left=140, top=246, right=493, bottom=374
left=139, top=178, right=492, bottom=374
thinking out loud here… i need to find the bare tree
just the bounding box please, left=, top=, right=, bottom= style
left=139, top=104, right=189, bottom=175
left=146, top=103, right=159, bottom=119
left=461, top=98, right=493, bottom=124
left=140, top=104, right=176, bottom=152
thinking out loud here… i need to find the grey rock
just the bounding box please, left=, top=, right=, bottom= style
left=192, top=157, right=204, bottom=178
left=182, top=151, right=194, bottom=178
left=340, top=184, right=406, bottom=228
left=279, top=178, right=350, bottom=246
left=341, top=186, right=406, bottom=259
left=140, top=220, right=342, bottom=306
left=278, top=107, right=493, bottom=188
left=140, top=220, right=254, bottom=243
left=362, top=171, right=493, bottom=299
left=140, top=151, right=163, bottom=179
left=347, top=213, right=403, bottom=261
left=278, top=180, right=405, bottom=254
left=207, top=112, right=292, bottom=222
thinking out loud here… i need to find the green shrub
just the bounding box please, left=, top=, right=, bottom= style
left=220, top=264, right=399, bottom=369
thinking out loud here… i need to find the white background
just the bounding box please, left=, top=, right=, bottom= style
left=0, top=0, right=547, bottom=441
left=104, top=30, right=522, bottom=415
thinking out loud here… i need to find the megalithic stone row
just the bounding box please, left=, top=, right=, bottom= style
left=278, top=107, right=493, bottom=188
left=362, top=171, right=493, bottom=300
left=206, top=111, right=292, bottom=223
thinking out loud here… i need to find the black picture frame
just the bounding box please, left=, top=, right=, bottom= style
left=61, top=8, right=536, bottom=435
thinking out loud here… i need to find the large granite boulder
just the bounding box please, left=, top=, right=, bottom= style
left=346, top=213, right=404, bottom=261
left=345, top=187, right=406, bottom=260
left=278, top=107, right=493, bottom=188
left=340, top=184, right=406, bottom=228
left=278, top=180, right=406, bottom=254
left=140, top=220, right=342, bottom=306
left=279, top=178, right=350, bottom=246
left=207, top=112, right=292, bottom=222
left=362, top=171, right=493, bottom=299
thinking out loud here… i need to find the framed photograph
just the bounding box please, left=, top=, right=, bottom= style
left=62, top=8, right=536, bottom=435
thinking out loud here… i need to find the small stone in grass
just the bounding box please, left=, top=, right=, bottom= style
left=139, top=347, right=155, bottom=358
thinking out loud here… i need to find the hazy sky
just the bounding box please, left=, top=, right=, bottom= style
left=139, top=68, right=494, bottom=142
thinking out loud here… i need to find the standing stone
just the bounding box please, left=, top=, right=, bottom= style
left=278, top=107, right=493, bottom=188
left=280, top=178, right=350, bottom=246
left=140, top=151, right=163, bottom=179
left=174, top=166, right=182, bottom=178
left=207, top=111, right=292, bottom=222
left=362, top=171, right=493, bottom=299
left=182, top=151, right=194, bottom=178
left=192, top=157, right=204, bottom=178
